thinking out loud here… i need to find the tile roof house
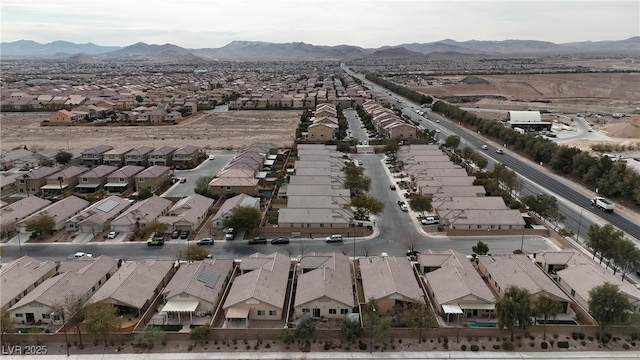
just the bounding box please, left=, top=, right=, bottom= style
left=103, top=146, right=135, bottom=167
left=81, top=145, right=114, bottom=166
left=294, top=252, right=355, bottom=320
left=65, top=195, right=131, bottom=234
left=1, top=256, right=58, bottom=313
left=223, top=253, right=291, bottom=324
left=40, top=165, right=90, bottom=199
left=211, top=193, right=260, bottom=229
left=0, top=196, right=52, bottom=236
left=134, top=165, right=171, bottom=193
left=110, top=195, right=173, bottom=233
left=172, top=145, right=201, bottom=169
left=534, top=250, right=591, bottom=275
left=16, top=167, right=61, bottom=196
left=8, top=255, right=117, bottom=325
left=88, top=259, right=175, bottom=317
left=307, top=122, right=338, bottom=141
left=148, top=146, right=177, bottom=166
left=359, top=256, right=425, bottom=313
left=0, top=148, right=33, bottom=170
left=125, top=146, right=155, bottom=166
left=557, top=263, right=640, bottom=314
left=104, top=165, right=145, bottom=194
left=75, top=165, right=118, bottom=193
left=17, top=195, right=90, bottom=233
left=477, top=254, right=572, bottom=313
left=420, top=250, right=495, bottom=321
left=156, top=194, right=214, bottom=233
left=160, top=259, right=234, bottom=324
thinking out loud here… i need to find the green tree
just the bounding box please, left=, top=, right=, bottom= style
left=383, top=139, right=400, bottom=153
left=472, top=241, right=489, bottom=255
left=343, top=162, right=371, bottom=194
left=363, top=299, right=390, bottom=348
left=350, top=193, right=385, bottom=218
left=444, top=135, right=461, bottom=149
left=588, top=283, right=632, bottom=342
left=496, top=286, right=533, bottom=341
left=223, top=206, right=262, bottom=233
left=53, top=293, right=88, bottom=347
left=533, top=294, right=562, bottom=340
left=189, top=325, right=210, bottom=344
left=135, top=95, right=144, bottom=103
left=402, top=302, right=436, bottom=343
left=1, top=310, right=14, bottom=334
left=587, top=224, right=624, bottom=264
left=137, top=187, right=154, bottom=200
left=294, top=317, right=316, bottom=343
left=25, top=215, right=56, bottom=237
left=341, top=318, right=361, bottom=342
left=611, top=238, right=639, bottom=277
left=55, top=151, right=73, bottom=165
left=95, top=188, right=110, bottom=200
left=140, top=221, right=168, bottom=239
left=408, top=194, right=432, bottom=215
left=185, top=245, right=209, bottom=262
left=135, top=326, right=164, bottom=349
left=194, top=176, right=215, bottom=199
left=85, top=301, right=122, bottom=347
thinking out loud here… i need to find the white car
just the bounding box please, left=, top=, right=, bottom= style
left=107, top=231, right=118, bottom=239
left=400, top=204, right=409, bottom=212
left=208, top=155, right=216, bottom=160
left=481, top=145, right=488, bottom=150
left=74, top=252, right=92, bottom=258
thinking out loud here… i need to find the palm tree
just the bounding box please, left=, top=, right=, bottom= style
left=533, top=294, right=562, bottom=340
left=22, top=173, right=30, bottom=197
left=57, top=176, right=65, bottom=199
left=496, top=286, right=533, bottom=341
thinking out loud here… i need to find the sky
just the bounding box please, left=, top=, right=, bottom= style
left=1, top=0, right=638, bottom=48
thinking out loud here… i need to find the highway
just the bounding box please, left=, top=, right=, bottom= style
left=343, top=64, right=640, bottom=245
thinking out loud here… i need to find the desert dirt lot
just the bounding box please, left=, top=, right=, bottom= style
left=0, top=110, right=300, bottom=151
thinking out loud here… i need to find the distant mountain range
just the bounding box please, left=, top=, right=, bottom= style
left=1, top=37, right=638, bottom=62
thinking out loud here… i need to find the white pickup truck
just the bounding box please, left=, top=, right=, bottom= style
left=67, top=252, right=92, bottom=260
left=591, top=197, right=614, bottom=212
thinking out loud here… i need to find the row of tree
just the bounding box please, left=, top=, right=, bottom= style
left=432, top=101, right=640, bottom=205
left=364, top=74, right=433, bottom=105
left=586, top=223, right=640, bottom=280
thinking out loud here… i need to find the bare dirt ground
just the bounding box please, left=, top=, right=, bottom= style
left=0, top=110, right=299, bottom=151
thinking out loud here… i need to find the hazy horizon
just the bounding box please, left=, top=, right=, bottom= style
left=1, top=0, right=638, bottom=49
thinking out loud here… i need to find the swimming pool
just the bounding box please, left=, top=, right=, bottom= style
left=465, top=321, right=497, bottom=328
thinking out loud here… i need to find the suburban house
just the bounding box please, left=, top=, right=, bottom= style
left=184, top=101, right=197, bottom=115
left=40, top=165, right=90, bottom=199
left=307, top=122, right=338, bottom=141
left=17, top=196, right=90, bottom=233
left=444, top=209, right=526, bottom=231
left=477, top=254, right=572, bottom=313
left=8, top=255, right=118, bottom=325
left=104, top=165, right=145, bottom=194
left=359, top=256, right=425, bottom=314
left=0, top=256, right=58, bottom=313
left=533, top=250, right=591, bottom=276
left=110, top=195, right=173, bottom=233
left=277, top=208, right=353, bottom=231
left=223, top=252, right=291, bottom=325
left=0, top=148, right=33, bottom=170
left=156, top=194, right=214, bottom=233
left=65, top=196, right=131, bottom=234
left=88, top=259, right=175, bottom=318
left=172, top=145, right=200, bottom=169
left=102, top=146, right=135, bottom=167
left=160, top=259, right=234, bottom=324
left=74, top=165, right=118, bottom=194
left=47, top=109, right=82, bottom=123
left=211, top=193, right=260, bottom=229
left=147, top=146, right=177, bottom=166
left=208, top=169, right=259, bottom=197
left=557, top=263, right=640, bottom=314
left=420, top=250, right=495, bottom=321
left=81, top=145, right=114, bottom=166
left=124, top=146, right=155, bottom=166
left=383, top=121, right=418, bottom=140
left=134, top=165, right=171, bottom=193
left=0, top=196, right=52, bottom=237
left=0, top=173, right=21, bottom=197
left=16, top=167, right=60, bottom=196
left=293, top=252, right=355, bottom=320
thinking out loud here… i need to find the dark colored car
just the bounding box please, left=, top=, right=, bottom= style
left=271, top=237, right=290, bottom=245
left=180, top=231, right=190, bottom=240
left=197, top=238, right=214, bottom=245
left=248, top=237, right=268, bottom=245
left=171, top=230, right=181, bottom=239
left=406, top=250, right=421, bottom=257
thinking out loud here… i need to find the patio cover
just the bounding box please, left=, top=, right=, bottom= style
left=161, top=300, right=199, bottom=313
left=442, top=304, right=463, bottom=314
left=41, top=184, right=69, bottom=189
left=463, top=304, right=495, bottom=310
left=104, top=183, right=128, bottom=187
left=225, top=307, right=250, bottom=319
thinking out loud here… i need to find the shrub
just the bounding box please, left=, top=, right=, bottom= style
left=579, top=333, right=585, bottom=340
left=601, top=334, right=612, bottom=344
left=588, top=336, right=594, bottom=341
left=443, top=343, right=448, bottom=350
left=324, top=342, right=331, bottom=351
left=78, top=344, right=85, bottom=350
left=502, top=341, right=514, bottom=351
left=358, top=341, right=367, bottom=351
left=581, top=340, right=586, bottom=346
left=631, top=333, right=639, bottom=341
left=398, top=339, right=402, bottom=344
left=461, top=345, right=467, bottom=351
left=443, top=337, right=449, bottom=344
left=493, top=344, right=501, bottom=350
left=632, top=342, right=636, bottom=347
left=541, top=342, right=548, bottom=349
left=553, top=334, right=559, bottom=339
left=557, top=341, right=570, bottom=349
left=622, top=343, right=630, bottom=350
left=517, top=342, right=523, bottom=348
left=550, top=340, right=555, bottom=346
left=265, top=343, right=271, bottom=349
left=470, top=344, right=479, bottom=351
left=529, top=342, right=535, bottom=347
left=572, top=333, right=579, bottom=340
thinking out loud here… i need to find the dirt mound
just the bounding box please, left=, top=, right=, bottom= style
left=603, top=115, right=640, bottom=139
left=461, top=76, right=490, bottom=85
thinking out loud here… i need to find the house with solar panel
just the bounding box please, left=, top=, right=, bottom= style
left=65, top=196, right=131, bottom=234
left=158, top=259, right=234, bottom=325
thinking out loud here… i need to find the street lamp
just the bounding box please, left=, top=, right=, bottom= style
left=52, top=311, right=69, bottom=357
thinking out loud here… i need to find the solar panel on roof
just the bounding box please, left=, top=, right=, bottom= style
left=197, top=268, right=219, bottom=289
left=96, top=199, right=119, bottom=213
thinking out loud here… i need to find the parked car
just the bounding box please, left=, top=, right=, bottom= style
left=390, top=184, right=396, bottom=190
left=225, top=228, right=235, bottom=240
left=107, top=231, right=118, bottom=239
left=420, top=217, right=439, bottom=225
left=271, top=237, right=290, bottom=245
left=248, top=237, right=267, bottom=245
left=171, top=230, right=181, bottom=239
left=400, top=204, right=409, bottom=212
left=325, top=234, right=343, bottom=243
left=397, top=200, right=405, bottom=206
left=179, top=231, right=190, bottom=240
left=69, top=252, right=92, bottom=260
left=197, top=238, right=214, bottom=245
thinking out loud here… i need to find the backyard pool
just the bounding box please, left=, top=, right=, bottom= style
left=465, top=321, right=497, bottom=328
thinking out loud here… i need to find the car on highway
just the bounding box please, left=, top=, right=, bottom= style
left=496, top=149, right=504, bottom=154
left=196, top=238, right=214, bottom=245
left=481, top=145, right=488, bottom=150
left=435, top=129, right=441, bottom=133
left=107, top=231, right=118, bottom=239
left=325, top=234, right=343, bottom=243
left=271, top=237, right=290, bottom=245
left=180, top=231, right=190, bottom=240
left=248, top=237, right=267, bottom=245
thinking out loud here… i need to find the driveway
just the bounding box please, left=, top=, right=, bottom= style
left=163, top=150, right=236, bottom=198
left=71, top=233, right=95, bottom=243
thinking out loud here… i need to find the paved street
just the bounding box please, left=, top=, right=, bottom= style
left=163, top=150, right=237, bottom=198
